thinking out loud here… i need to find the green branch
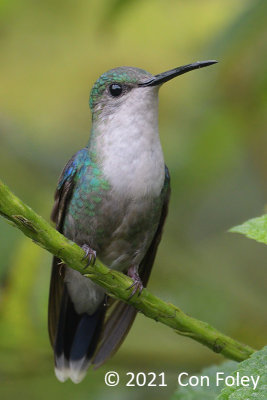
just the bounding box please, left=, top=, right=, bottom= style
left=0, top=179, right=255, bottom=362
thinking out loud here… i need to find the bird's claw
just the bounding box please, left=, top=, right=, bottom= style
left=127, top=266, right=143, bottom=299
left=81, top=244, right=96, bottom=269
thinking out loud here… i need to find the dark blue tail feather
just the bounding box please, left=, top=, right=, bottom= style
left=54, top=286, right=103, bottom=383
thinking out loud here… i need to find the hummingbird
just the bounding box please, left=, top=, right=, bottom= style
left=48, top=60, right=217, bottom=383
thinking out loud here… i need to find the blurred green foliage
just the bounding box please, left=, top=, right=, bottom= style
left=172, top=347, right=267, bottom=399
left=230, top=214, right=267, bottom=245
left=217, top=346, right=267, bottom=399
left=172, top=360, right=238, bottom=400
left=0, top=0, right=266, bottom=399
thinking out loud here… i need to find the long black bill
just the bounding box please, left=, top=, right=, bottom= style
left=139, top=60, right=218, bottom=87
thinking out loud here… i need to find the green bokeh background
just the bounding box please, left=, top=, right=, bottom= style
left=0, top=0, right=266, bottom=399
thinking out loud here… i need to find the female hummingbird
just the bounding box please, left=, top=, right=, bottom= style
left=48, top=61, right=217, bottom=383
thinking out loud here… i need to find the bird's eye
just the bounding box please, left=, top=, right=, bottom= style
left=109, top=83, right=123, bottom=97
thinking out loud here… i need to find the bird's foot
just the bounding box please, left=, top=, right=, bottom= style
left=81, top=244, right=96, bottom=269
left=127, top=265, right=143, bottom=299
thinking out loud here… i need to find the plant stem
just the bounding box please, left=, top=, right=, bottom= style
left=0, top=179, right=255, bottom=361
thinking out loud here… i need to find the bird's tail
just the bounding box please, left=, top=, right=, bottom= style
left=54, top=287, right=104, bottom=384
left=48, top=258, right=138, bottom=383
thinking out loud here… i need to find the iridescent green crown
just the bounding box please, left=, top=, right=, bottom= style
left=89, top=67, right=152, bottom=110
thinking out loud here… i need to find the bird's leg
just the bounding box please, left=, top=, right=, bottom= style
left=127, top=265, right=144, bottom=298
left=81, top=244, right=97, bottom=269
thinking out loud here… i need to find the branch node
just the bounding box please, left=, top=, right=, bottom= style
left=213, top=338, right=226, bottom=353
left=12, top=215, right=37, bottom=233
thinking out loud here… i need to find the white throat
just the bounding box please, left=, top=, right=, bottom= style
left=93, top=87, right=165, bottom=198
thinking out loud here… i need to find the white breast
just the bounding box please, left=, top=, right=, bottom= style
left=95, top=86, right=165, bottom=198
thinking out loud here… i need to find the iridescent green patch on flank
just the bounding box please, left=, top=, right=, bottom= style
left=93, top=168, right=101, bottom=176
left=77, top=199, right=83, bottom=208
left=73, top=191, right=80, bottom=199
left=100, top=181, right=110, bottom=190
left=91, top=196, right=101, bottom=203
left=90, top=177, right=100, bottom=187
left=62, top=145, right=114, bottom=233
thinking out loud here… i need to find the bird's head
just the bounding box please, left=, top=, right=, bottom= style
left=89, top=60, right=217, bottom=117
left=89, top=67, right=154, bottom=121
left=89, top=61, right=217, bottom=123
